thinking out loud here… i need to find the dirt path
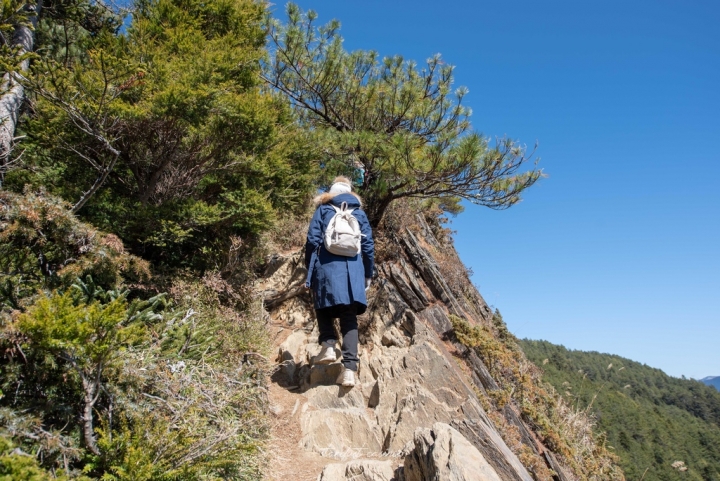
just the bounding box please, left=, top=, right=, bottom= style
left=265, top=380, right=328, bottom=481
left=262, top=318, right=326, bottom=481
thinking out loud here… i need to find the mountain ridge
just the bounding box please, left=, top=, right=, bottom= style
left=702, top=376, right=720, bottom=391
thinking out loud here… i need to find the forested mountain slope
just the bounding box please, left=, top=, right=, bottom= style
left=521, top=340, right=720, bottom=481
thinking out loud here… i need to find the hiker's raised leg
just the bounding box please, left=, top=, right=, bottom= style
left=315, top=307, right=336, bottom=345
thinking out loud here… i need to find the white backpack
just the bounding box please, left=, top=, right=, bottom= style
left=324, top=202, right=362, bottom=257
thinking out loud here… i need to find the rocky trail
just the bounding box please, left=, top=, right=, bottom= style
left=258, top=219, right=570, bottom=481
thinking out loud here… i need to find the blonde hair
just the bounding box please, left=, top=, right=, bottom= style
left=332, top=176, right=352, bottom=188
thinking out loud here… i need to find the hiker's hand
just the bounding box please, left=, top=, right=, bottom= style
left=365, top=278, right=371, bottom=291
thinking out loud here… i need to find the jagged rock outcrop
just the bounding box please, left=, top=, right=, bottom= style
left=401, top=423, right=503, bottom=481
left=260, top=222, right=573, bottom=481
left=316, top=423, right=510, bottom=481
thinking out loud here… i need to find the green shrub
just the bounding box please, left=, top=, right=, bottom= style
left=92, top=277, right=269, bottom=480
left=0, top=190, right=150, bottom=311
left=0, top=435, right=52, bottom=481
left=1, top=275, right=268, bottom=479
left=0, top=186, right=269, bottom=478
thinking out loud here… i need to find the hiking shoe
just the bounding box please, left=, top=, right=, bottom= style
left=336, top=367, right=356, bottom=387
left=314, top=340, right=338, bottom=365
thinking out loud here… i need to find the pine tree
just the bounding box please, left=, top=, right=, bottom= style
left=264, top=4, right=543, bottom=226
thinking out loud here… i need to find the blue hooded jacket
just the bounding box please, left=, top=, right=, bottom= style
left=304, top=192, right=375, bottom=314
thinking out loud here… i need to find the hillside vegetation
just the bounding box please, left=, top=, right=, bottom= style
left=521, top=340, right=720, bottom=481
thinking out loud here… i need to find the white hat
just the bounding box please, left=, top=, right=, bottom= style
left=329, top=181, right=351, bottom=195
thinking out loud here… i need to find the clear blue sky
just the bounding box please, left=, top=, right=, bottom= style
left=288, top=0, right=720, bottom=379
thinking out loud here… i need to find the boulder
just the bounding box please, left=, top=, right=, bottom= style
left=278, top=330, right=309, bottom=381
left=308, top=362, right=345, bottom=387
left=402, top=423, right=503, bottom=481
left=306, top=384, right=367, bottom=409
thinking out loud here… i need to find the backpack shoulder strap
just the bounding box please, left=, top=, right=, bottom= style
left=330, top=203, right=355, bottom=216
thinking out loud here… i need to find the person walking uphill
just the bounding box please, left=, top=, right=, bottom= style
left=304, top=176, right=375, bottom=388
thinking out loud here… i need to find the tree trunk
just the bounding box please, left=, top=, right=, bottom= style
left=81, top=373, right=101, bottom=456
left=367, top=194, right=394, bottom=228
left=0, top=1, right=42, bottom=188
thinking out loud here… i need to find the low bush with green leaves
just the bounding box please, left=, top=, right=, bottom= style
left=0, top=435, right=54, bottom=480
left=0, top=192, right=270, bottom=479
left=0, top=190, right=150, bottom=311
left=1, top=276, right=269, bottom=479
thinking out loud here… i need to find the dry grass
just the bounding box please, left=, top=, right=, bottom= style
left=428, top=240, right=476, bottom=305
left=451, top=315, right=624, bottom=481
left=102, top=277, right=273, bottom=480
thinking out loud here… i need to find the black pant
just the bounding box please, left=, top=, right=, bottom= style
left=315, top=304, right=359, bottom=372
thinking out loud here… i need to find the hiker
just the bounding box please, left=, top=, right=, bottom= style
left=304, top=176, right=375, bottom=387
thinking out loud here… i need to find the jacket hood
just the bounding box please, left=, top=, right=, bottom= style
left=313, top=191, right=362, bottom=208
